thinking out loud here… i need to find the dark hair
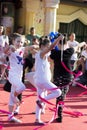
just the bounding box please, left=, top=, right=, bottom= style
left=17, top=26, right=23, bottom=29
left=30, top=27, right=35, bottom=32
left=39, top=36, right=50, bottom=47
left=9, top=33, right=22, bottom=45
left=11, top=33, right=22, bottom=40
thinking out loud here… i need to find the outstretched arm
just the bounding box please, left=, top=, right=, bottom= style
left=41, top=35, right=63, bottom=58
left=3, top=45, right=16, bottom=56
left=24, top=44, right=39, bottom=57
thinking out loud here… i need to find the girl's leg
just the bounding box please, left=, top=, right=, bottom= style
left=8, top=85, right=21, bottom=123
left=41, top=91, right=47, bottom=114
left=35, top=87, right=46, bottom=123
left=13, top=81, right=25, bottom=115
left=25, top=72, right=36, bottom=87
left=8, top=77, right=25, bottom=123
left=35, top=81, right=61, bottom=123
left=9, top=85, right=17, bottom=113
left=14, top=80, right=26, bottom=96
left=40, top=81, right=61, bottom=100
left=14, top=93, right=22, bottom=115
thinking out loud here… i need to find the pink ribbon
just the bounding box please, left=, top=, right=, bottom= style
left=0, top=109, right=11, bottom=115
left=0, top=125, right=3, bottom=130
left=78, top=91, right=87, bottom=97
left=39, top=95, right=55, bottom=106
left=0, top=118, right=3, bottom=130
left=63, top=109, right=84, bottom=117
left=74, top=82, right=87, bottom=90
left=0, top=109, right=14, bottom=121
left=61, top=61, right=77, bottom=76
left=61, top=61, right=82, bottom=78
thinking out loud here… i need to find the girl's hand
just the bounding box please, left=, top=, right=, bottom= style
left=4, top=45, right=16, bottom=55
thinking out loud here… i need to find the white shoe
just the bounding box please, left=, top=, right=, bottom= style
left=9, top=116, right=22, bottom=123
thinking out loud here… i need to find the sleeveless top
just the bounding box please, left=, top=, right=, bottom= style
left=34, top=51, right=51, bottom=83
left=8, top=47, right=24, bottom=79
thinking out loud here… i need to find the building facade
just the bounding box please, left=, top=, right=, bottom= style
left=0, top=0, right=87, bottom=42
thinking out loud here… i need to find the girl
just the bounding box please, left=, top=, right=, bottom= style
left=34, top=35, right=62, bottom=124
left=4, top=33, right=39, bottom=123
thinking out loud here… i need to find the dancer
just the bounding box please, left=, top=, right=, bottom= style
left=50, top=34, right=74, bottom=122
left=25, top=36, right=47, bottom=114
left=4, top=33, right=39, bottom=123
left=34, top=35, right=62, bottom=124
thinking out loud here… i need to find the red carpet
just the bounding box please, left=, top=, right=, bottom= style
left=0, top=83, right=87, bottom=130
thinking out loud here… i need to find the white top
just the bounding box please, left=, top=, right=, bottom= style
left=34, top=51, right=51, bottom=83
left=8, top=47, right=24, bottom=79
left=67, top=40, right=79, bottom=60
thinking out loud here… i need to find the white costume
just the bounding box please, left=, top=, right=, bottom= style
left=34, top=51, right=61, bottom=121
left=8, top=47, right=26, bottom=106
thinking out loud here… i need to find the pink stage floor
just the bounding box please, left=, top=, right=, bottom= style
left=0, top=83, right=87, bottom=130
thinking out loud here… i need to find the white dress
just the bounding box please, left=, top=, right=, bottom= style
left=8, top=47, right=25, bottom=95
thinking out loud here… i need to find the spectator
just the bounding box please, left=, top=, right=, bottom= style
left=26, top=27, right=40, bottom=45
left=0, top=25, right=9, bottom=80
left=16, top=26, right=24, bottom=35
left=67, top=33, right=79, bottom=71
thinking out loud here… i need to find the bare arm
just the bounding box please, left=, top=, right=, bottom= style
left=24, top=44, right=39, bottom=58
left=41, top=35, right=63, bottom=58
left=78, top=42, right=86, bottom=48
left=3, top=45, right=16, bottom=56
left=75, top=42, right=86, bottom=53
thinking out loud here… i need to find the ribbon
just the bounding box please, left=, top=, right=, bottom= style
left=0, top=126, right=3, bottom=130
left=0, top=109, right=14, bottom=121
left=0, top=118, right=3, bottom=130
left=61, top=61, right=82, bottom=77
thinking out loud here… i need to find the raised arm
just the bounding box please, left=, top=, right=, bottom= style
left=41, top=35, right=63, bottom=58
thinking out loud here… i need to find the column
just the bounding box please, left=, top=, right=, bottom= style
left=25, top=0, right=36, bottom=33
left=44, top=0, right=60, bottom=35
left=25, top=11, right=35, bottom=33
